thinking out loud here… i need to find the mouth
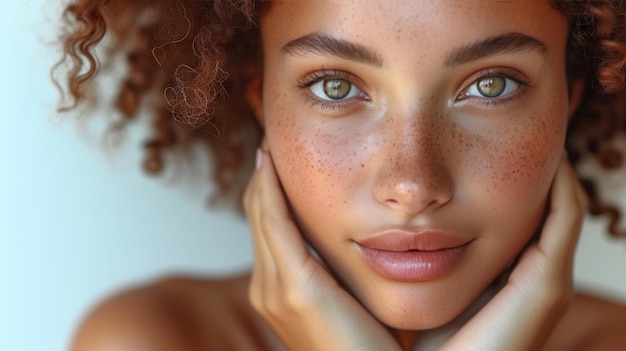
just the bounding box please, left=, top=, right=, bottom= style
left=355, top=231, right=473, bottom=282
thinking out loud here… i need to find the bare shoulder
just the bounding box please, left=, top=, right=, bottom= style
left=545, top=290, right=626, bottom=351
left=70, top=274, right=283, bottom=351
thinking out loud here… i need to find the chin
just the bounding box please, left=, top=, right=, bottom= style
left=375, top=304, right=461, bottom=331
left=356, top=282, right=480, bottom=331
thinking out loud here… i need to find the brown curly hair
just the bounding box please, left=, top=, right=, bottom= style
left=55, top=0, right=626, bottom=235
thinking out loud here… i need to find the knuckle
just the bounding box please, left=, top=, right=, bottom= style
left=248, top=285, right=266, bottom=314
left=563, top=196, right=584, bottom=216
left=544, top=278, right=575, bottom=311
left=556, top=286, right=575, bottom=314
left=284, top=288, right=306, bottom=311
left=265, top=295, right=285, bottom=316
left=264, top=285, right=309, bottom=316
left=259, top=212, right=280, bottom=235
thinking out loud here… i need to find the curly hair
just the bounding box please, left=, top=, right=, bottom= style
left=56, top=0, right=626, bottom=235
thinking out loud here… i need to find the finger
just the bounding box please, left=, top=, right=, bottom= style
left=244, top=149, right=283, bottom=306
left=253, top=149, right=310, bottom=266
left=244, top=151, right=271, bottom=271
left=244, top=171, right=268, bottom=273
left=245, top=147, right=313, bottom=288
left=537, top=156, right=586, bottom=262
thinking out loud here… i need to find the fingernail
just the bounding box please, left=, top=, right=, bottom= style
left=255, top=148, right=263, bottom=169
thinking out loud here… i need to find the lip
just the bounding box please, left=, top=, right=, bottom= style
left=355, top=230, right=473, bottom=282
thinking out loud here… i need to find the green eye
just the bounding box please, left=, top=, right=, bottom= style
left=476, top=76, right=506, bottom=97
left=462, top=75, right=520, bottom=100
left=323, top=79, right=352, bottom=99
left=310, top=77, right=363, bottom=101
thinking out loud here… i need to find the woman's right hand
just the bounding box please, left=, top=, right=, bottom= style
left=243, top=148, right=402, bottom=351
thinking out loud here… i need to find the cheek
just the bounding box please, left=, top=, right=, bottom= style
left=501, top=114, right=564, bottom=195
left=264, top=98, right=360, bottom=217
left=458, top=106, right=567, bottom=212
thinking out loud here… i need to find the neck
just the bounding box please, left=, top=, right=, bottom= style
left=394, top=329, right=420, bottom=351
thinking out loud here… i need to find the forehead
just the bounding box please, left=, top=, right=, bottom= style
left=260, top=0, right=568, bottom=59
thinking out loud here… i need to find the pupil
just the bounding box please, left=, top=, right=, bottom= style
left=477, top=77, right=505, bottom=97
left=323, top=79, right=351, bottom=99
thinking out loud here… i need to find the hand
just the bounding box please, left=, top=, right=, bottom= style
left=243, top=147, right=402, bottom=351
left=442, top=155, right=589, bottom=351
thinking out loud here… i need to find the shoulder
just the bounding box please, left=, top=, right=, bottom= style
left=70, top=274, right=283, bottom=351
left=70, top=276, right=199, bottom=351
left=546, top=290, right=626, bottom=351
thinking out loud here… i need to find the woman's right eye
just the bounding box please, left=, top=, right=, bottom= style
left=309, top=78, right=364, bottom=101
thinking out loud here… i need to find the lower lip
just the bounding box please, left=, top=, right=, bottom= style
left=356, top=243, right=470, bottom=282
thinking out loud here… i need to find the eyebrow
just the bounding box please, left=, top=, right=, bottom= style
left=282, top=32, right=547, bottom=69
left=444, top=32, right=547, bottom=67
left=282, top=33, right=383, bottom=67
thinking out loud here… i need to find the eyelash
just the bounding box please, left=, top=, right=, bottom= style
left=455, top=68, right=531, bottom=105
left=297, top=67, right=531, bottom=112
left=297, top=70, right=368, bottom=112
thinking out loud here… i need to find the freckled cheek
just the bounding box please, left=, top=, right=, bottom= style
left=479, top=115, right=566, bottom=204
left=265, top=106, right=364, bottom=214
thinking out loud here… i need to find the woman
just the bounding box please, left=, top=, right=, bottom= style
left=60, top=0, right=626, bottom=350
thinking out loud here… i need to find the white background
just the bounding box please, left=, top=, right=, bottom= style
left=1, top=1, right=626, bottom=351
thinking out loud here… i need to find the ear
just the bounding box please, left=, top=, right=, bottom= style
left=568, top=77, right=585, bottom=118
left=245, top=66, right=264, bottom=125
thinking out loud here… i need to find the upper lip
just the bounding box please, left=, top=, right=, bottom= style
left=356, top=229, right=473, bottom=252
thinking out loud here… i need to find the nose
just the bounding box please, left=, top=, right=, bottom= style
left=373, top=110, right=453, bottom=217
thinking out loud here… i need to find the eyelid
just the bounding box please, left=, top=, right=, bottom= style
left=297, top=69, right=370, bottom=111
left=455, top=67, right=531, bottom=103
left=297, top=69, right=367, bottom=90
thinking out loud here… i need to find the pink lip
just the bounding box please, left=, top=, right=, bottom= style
left=355, top=231, right=473, bottom=282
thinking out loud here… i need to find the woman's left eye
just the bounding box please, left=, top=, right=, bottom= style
left=461, top=75, right=521, bottom=100
left=310, top=78, right=363, bottom=101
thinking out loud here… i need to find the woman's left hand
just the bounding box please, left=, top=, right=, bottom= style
left=442, top=155, right=588, bottom=351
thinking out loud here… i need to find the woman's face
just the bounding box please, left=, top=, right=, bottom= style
left=258, top=0, right=572, bottom=329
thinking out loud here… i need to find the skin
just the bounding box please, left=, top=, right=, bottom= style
left=69, top=1, right=626, bottom=350
left=258, top=0, right=571, bottom=332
